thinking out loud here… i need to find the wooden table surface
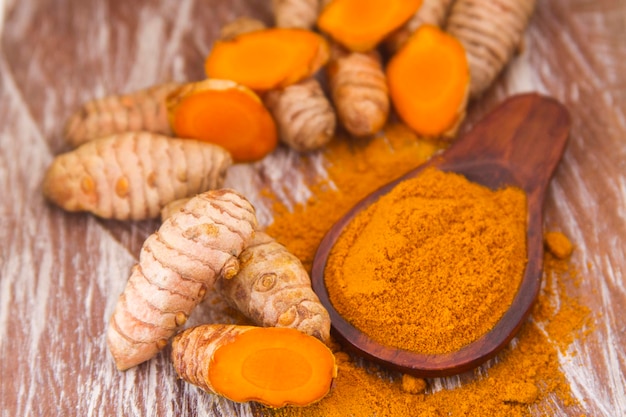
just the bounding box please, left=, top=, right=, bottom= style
left=1, top=1, right=625, bottom=416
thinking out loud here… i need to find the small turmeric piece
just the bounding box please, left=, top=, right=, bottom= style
left=166, top=79, right=278, bottom=162
left=64, top=82, right=180, bottom=148
left=272, top=0, right=320, bottom=29
left=386, top=25, right=469, bottom=138
left=205, top=28, right=329, bottom=92
left=317, top=0, right=422, bottom=52
left=216, top=232, right=331, bottom=343
left=42, top=132, right=232, bottom=220
left=446, top=0, right=537, bottom=98
left=107, top=189, right=258, bottom=370
left=264, top=78, right=337, bottom=151
left=171, top=324, right=337, bottom=408
left=327, top=44, right=389, bottom=137
left=544, top=231, right=574, bottom=259
left=384, top=0, right=454, bottom=53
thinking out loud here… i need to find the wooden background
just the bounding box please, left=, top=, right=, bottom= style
left=1, top=0, right=625, bottom=416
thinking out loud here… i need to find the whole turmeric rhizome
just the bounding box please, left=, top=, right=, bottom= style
left=325, top=167, right=528, bottom=355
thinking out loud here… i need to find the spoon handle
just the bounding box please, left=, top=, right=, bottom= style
left=435, top=93, right=571, bottom=196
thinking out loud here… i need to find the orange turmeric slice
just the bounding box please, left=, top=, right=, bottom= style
left=317, top=0, right=423, bottom=52
left=386, top=25, right=469, bottom=137
left=167, top=79, right=278, bottom=162
left=204, top=28, right=329, bottom=91
left=171, top=324, right=337, bottom=408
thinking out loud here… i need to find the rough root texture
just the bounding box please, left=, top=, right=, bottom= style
left=272, top=0, right=320, bottom=29
left=263, top=78, right=337, bottom=152
left=42, top=132, right=233, bottom=220
left=327, top=44, right=389, bottom=136
left=64, top=82, right=180, bottom=148
left=446, top=0, right=537, bottom=98
left=107, top=190, right=258, bottom=370
left=171, top=324, right=337, bottom=408
left=216, top=232, right=331, bottom=343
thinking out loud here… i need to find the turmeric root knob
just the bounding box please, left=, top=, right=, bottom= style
left=171, top=324, right=337, bottom=408
left=42, top=132, right=232, bottom=220
left=217, top=232, right=331, bottom=343
left=272, top=0, right=320, bottom=29
left=107, top=189, right=258, bottom=370
left=64, top=82, right=180, bottom=148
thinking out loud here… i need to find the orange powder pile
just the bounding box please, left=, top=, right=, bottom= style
left=260, top=125, right=590, bottom=417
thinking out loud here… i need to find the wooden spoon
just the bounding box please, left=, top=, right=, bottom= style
left=311, top=93, right=571, bottom=377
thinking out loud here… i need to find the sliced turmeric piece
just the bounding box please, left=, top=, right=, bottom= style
left=171, top=324, right=337, bottom=408
left=42, top=132, right=232, bottom=220
left=386, top=25, right=469, bottom=138
left=107, top=190, right=258, bottom=370
left=317, top=0, right=423, bottom=52
left=204, top=28, right=329, bottom=92
left=166, top=79, right=278, bottom=162
left=446, top=0, right=537, bottom=98
left=216, top=232, right=331, bottom=343
left=64, top=82, right=180, bottom=148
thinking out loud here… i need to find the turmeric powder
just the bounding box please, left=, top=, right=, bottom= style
left=260, top=125, right=587, bottom=416
left=325, top=167, right=527, bottom=354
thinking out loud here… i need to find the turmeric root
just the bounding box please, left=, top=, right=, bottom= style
left=263, top=78, right=337, bottom=152
left=216, top=232, right=331, bottom=343
left=166, top=79, right=278, bottom=162
left=272, top=0, right=319, bottom=29
left=204, top=28, right=330, bottom=92
left=386, top=25, right=469, bottom=138
left=317, top=0, right=422, bottom=52
left=42, top=132, right=232, bottom=220
left=171, top=324, right=337, bottom=407
left=446, top=0, right=537, bottom=98
left=384, top=0, right=454, bottom=53
left=107, top=190, right=258, bottom=370
left=64, top=82, right=180, bottom=148
left=219, top=16, right=267, bottom=40
left=327, top=44, right=389, bottom=137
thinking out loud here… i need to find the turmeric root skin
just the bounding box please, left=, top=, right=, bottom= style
left=327, top=45, right=389, bottom=137
left=107, top=190, right=258, bottom=370
left=263, top=78, right=337, bottom=152
left=42, top=132, right=232, bottom=220
left=272, top=0, right=320, bottom=29
left=446, top=0, right=537, bottom=98
left=64, top=82, right=180, bottom=147
left=171, top=324, right=337, bottom=407
left=217, top=232, right=331, bottom=343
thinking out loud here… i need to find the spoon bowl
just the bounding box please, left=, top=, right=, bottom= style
left=311, top=93, right=571, bottom=377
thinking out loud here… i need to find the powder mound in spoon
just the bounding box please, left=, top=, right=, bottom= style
left=325, top=167, right=528, bottom=354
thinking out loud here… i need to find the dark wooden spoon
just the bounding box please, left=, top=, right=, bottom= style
left=311, top=93, right=571, bottom=377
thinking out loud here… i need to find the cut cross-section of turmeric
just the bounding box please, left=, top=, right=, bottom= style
left=317, top=0, right=423, bottom=52
left=204, top=28, right=329, bottom=92
left=386, top=25, right=469, bottom=138
left=171, top=324, right=337, bottom=408
left=167, top=79, right=278, bottom=163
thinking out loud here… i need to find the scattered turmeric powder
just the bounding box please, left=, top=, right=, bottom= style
left=171, top=324, right=337, bottom=408
left=166, top=78, right=278, bottom=162
left=42, top=132, right=232, bottom=220
left=326, top=44, right=389, bottom=137
left=259, top=124, right=587, bottom=416
left=204, top=28, right=329, bottom=92
left=317, top=0, right=423, bottom=52
left=446, top=0, right=537, bottom=98
left=325, top=167, right=528, bottom=354
left=216, top=231, right=331, bottom=344
left=107, top=189, right=257, bottom=370
left=386, top=25, right=469, bottom=138
left=384, top=0, right=454, bottom=53
left=64, top=82, right=180, bottom=148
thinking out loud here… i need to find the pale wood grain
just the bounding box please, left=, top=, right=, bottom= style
left=1, top=0, right=625, bottom=416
